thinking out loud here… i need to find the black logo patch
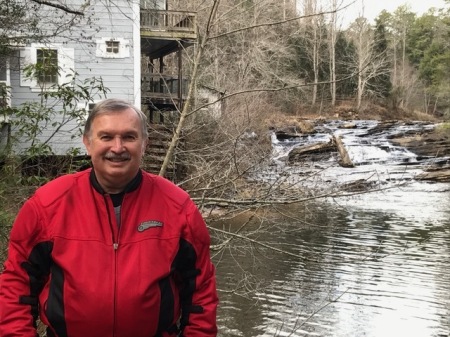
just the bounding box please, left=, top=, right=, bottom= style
left=138, top=220, right=163, bottom=232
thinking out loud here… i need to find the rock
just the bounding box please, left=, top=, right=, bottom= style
left=415, top=168, right=450, bottom=182
left=341, top=179, right=377, bottom=192
left=390, top=132, right=450, bottom=158
left=288, top=140, right=336, bottom=163
left=274, top=130, right=302, bottom=140
left=298, top=120, right=315, bottom=134
left=365, top=121, right=399, bottom=136
left=341, top=122, right=357, bottom=129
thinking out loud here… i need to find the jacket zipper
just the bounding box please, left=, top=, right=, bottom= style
left=103, top=195, right=120, bottom=337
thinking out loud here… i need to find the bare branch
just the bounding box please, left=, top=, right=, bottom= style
left=30, top=0, right=85, bottom=15
left=210, top=1, right=357, bottom=40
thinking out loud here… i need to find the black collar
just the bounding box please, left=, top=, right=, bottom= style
left=89, top=169, right=142, bottom=196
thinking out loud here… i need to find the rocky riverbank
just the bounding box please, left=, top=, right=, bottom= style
left=390, top=125, right=450, bottom=158
left=390, top=124, right=450, bottom=182
left=272, top=118, right=450, bottom=183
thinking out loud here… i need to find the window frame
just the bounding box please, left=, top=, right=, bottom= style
left=20, top=44, right=75, bottom=91
left=106, top=40, right=120, bottom=54
left=36, top=48, right=59, bottom=86
left=0, top=57, right=11, bottom=108
left=96, top=38, right=130, bottom=59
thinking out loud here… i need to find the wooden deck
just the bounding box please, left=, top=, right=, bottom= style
left=140, top=9, right=195, bottom=104
left=141, top=74, right=188, bottom=95
left=139, top=9, right=193, bottom=181
left=141, top=74, right=189, bottom=106
left=140, top=9, right=197, bottom=40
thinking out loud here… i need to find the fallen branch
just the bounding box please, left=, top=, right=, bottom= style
left=333, top=135, right=354, bottom=168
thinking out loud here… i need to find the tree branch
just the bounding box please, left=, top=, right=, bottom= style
left=210, top=1, right=357, bottom=40
left=30, top=0, right=85, bottom=15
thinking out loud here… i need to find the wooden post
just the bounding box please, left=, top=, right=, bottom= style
left=159, top=56, right=164, bottom=123
left=177, top=44, right=183, bottom=111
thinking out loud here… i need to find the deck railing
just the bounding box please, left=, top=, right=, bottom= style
left=140, top=9, right=197, bottom=35
left=142, top=74, right=189, bottom=99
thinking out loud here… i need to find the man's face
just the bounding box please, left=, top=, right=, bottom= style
left=83, top=108, right=147, bottom=193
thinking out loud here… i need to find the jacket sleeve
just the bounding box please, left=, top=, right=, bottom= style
left=178, top=200, right=218, bottom=337
left=0, top=198, right=51, bottom=337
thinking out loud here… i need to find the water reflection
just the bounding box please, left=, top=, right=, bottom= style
left=213, top=186, right=450, bottom=336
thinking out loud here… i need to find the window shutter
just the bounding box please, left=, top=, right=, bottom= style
left=120, top=41, right=130, bottom=58
left=19, top=47, right=37, bottom=87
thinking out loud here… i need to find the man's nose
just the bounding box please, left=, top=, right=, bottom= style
left=111, top=136, right=124, bottom=152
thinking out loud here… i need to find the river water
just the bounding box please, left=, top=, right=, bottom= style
left=212, top=120, right=450, bottom=337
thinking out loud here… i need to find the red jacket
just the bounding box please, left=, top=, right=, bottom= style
left=0, top=169, right=218, bottom=337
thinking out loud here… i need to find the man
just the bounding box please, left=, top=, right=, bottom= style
left=0, top=98, right=218, bottom=337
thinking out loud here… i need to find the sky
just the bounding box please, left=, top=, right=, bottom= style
left=338, top=0, right=449, bottom=26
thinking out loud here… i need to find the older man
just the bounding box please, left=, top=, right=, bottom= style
left=0, top=98, right=218, bottom=337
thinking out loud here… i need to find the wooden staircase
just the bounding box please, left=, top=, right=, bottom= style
left=144, top=123, right=183, bottom=182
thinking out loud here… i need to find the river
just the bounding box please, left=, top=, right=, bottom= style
left=212, top=120, right=450, bottom=337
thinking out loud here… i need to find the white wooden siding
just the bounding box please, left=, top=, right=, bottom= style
left=7, top=0, right=139, bottom=155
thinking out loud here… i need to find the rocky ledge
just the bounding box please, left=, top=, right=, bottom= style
left=276, top=119, right=450, bottom=183
left=389, top=125, right=450, bottom=182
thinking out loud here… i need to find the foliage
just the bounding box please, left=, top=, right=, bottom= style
left=6, top=64, right=109, bottom=158
left=0, top=0, right=39, bottom=53
left=0, top=208, right=14, bottom=268
left=404, top=9, right=450, bottom=113
left=334, top=32, right=357, bottom=98
left=0, top=177, right=35, bottom=271
left=369, top=18, right=392, bottom=99
left=406, top=13, right=437, bottom=66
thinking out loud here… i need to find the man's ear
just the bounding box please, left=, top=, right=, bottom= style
left=141, top=139, right=148, bottom=156
left=83, top=135, right=91, bottom=155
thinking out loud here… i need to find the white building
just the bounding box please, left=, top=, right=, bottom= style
left=0, top=0, right=196, bottom=156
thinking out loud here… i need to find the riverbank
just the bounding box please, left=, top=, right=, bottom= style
left=390, top=124, right=450, bottom=157
left=268, top=102, right=450, bottom=160
left=354, top=104, right=450, bottom=158
left=269, top=106, right=450, bottom=184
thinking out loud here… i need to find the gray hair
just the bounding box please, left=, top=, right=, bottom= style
left=83, top=98, right=148, bottom=139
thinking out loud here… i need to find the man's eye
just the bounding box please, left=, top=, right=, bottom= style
left=123, top=135, right=137, bottom=141
left=100, top=135, right=112, bottom=141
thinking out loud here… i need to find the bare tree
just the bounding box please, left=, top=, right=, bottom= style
left=390, top=5, right=416, bottom=109
left=346, top=16, right=390, bottom=110
left=300, top=0, right=324, bottom=106
left=159, top=0, right=302, bottom=177
left=328, top=0, right=338, bottom=106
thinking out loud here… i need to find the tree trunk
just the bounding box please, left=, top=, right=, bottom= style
left=329, top=0, right=337, bottom=107
left=159, top=1, right=220, bottom=177
left=333, top=135, right=354, bottom=167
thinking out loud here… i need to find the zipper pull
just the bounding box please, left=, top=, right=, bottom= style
left=113, top=243, right=119, bottom=250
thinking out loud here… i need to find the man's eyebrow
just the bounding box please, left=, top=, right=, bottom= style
left=96, top=130, right=138, bottom=135
left=123, top=131, right=139, bottom=136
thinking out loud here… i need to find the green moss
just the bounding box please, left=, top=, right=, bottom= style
left=436, top=122, right=450, bottom=131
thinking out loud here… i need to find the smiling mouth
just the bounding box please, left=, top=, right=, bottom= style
left=105, top=155, right=131, bottom=162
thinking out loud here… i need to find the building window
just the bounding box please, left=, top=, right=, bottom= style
left=36, top=48, right=58, bottom=85
left=96, top=38, right=130, bottom=59
left=20, top=45, right=74, bottom=90
left=77, top=101, right=98, bottom=124
left=106, top=40, right=120, bottom=54
left=87, top=102, right=97, bottom=115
